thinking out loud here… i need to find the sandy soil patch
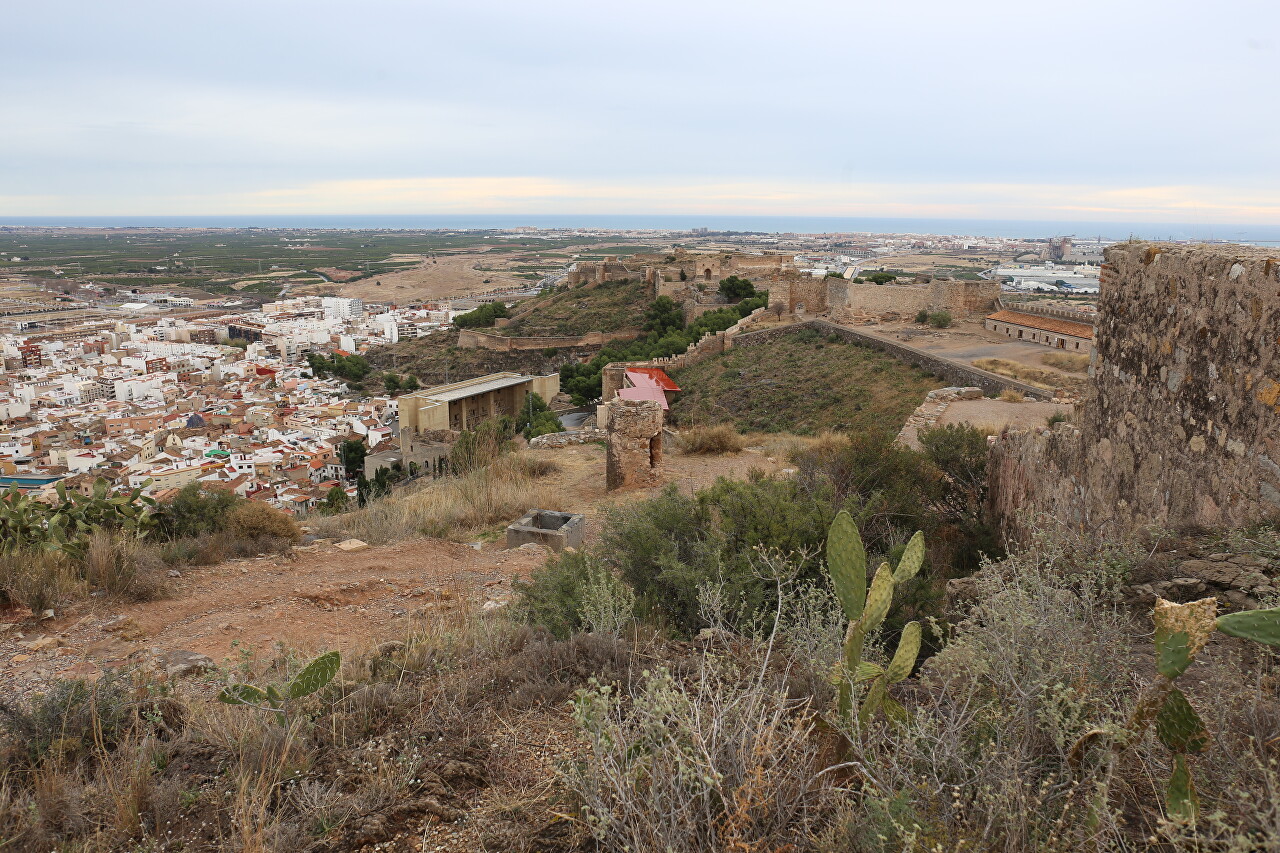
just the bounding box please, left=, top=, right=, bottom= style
left=937, top=398, right=1072, bottom=432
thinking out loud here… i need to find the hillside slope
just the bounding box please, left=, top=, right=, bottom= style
left=362, top=330, right=589, bottom=391
left=497, top=278, right=651, bottom=336
left=669, top=326, right=943, bottom=435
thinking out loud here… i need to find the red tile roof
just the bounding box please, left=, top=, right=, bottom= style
left=985, top=310, right=1094, bottom=340
left=625, top=367, right=680, bottom=392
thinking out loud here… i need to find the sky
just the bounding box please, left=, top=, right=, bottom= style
left=3, top=0, right=1279, bottom=223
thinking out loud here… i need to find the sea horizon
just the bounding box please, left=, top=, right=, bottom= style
left=1, top=214, right=1278, bottom=244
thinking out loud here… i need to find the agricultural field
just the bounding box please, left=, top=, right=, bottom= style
left=0, top=229, right=664, bottom=304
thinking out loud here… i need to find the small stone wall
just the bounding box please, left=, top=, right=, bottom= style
left=527, top=428, right=606, bottom=448
left=896, top=387, right=985, bottom=444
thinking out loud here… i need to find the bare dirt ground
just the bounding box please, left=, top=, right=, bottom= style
left=868, top=252, right=1007, bottom=275
left=295, top=252, right=530, bottom=303
left=854, top=317, right=1086, bottom=378
left=0, top=442, right=791, bottom=695
left=937, top=398, right=1072, bottom=431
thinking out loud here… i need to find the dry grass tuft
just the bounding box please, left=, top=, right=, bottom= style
left=998, top=388, right=1026, bottom=403
left=311, top=452, right=562, bottom=544
left=1040, top=351, right=1091, bottom=373
left=677, top=424, right=747, bottom=455
left=974, top=357, right=1083, bottom=391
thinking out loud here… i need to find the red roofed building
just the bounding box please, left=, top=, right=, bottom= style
left=617, top=367, right=681, bottom=410
left=984, top=309, right=1094, bottom=354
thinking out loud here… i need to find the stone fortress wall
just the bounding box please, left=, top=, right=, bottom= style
left=989, top=242, right=1280, bottom=541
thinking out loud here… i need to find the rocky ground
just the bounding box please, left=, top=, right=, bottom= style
left=0, top=537, right=551, bottom=702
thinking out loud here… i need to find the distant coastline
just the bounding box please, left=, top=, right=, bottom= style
left=1, top=214, right=1277, bottom=244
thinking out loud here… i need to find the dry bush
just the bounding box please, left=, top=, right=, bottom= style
left=225, top=501, right=302, bottom=543
left=85, top=530, right=167, bottom=601
left=677, top=424, right=746, bottom=455
left=828, top=540, right=1137, bottom=851
left=1041, top=351, right=1091, bottom=373
left=0, top=548, right=86, bottom=615
left=566, top=653, right=836, bottom=853
left=998, top=388, right=1026, bottom=403
left=312, top=453, right=561, bottom=544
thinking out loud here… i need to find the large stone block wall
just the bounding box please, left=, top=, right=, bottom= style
left=989, top=242, right=1280, bottom=540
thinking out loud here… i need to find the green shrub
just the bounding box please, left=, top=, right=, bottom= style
left=914, top=309, right=930, bottom=324
left=155, top=482, right=239, bottom=540
left=515, top=392, right=562, bottom=440
left=453, top=301, right=510, bottom=328
left=927, top=310, right=952, bottom=328
left=601, top=478, right=832, bottom=635
left=514, top=550, right=594, bottom=639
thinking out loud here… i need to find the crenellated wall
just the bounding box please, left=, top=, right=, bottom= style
left=989, top=242, right=1280, bottom=541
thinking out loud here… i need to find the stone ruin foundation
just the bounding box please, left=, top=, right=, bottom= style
left=606, top=398, right=664, bottom=491
left=505, top=509, right=586, bottom=552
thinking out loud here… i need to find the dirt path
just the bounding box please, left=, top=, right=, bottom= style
left=0, top=443, right=792, bottom=695
left=0, top=538, right=550, bottom=693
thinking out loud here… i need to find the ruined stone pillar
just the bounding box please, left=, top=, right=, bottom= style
left=606, top=398, right=664, bottom=491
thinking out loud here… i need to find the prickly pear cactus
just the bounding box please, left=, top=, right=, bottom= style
left=824, top=510, right=925, bottom=724
left=219, top=650, right=341, bottom=726
left=1071, top=597, right=1280, bottom=823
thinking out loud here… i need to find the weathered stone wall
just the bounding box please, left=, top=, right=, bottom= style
left=826, top=279, right=1000, bottom=321
left=768, top=273, right=832, bottom=314
left=989, top=242, right=1280, bottom=541
left=606, top=398, right=664, bottom=491
left=634, top=250, right=791, bottom=286
left=456, top=328, right=642, bottom=351
left=566, top=258, right=635, bottom=286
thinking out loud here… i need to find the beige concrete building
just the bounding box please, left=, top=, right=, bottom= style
left=397, top=372, right=560, bottom=442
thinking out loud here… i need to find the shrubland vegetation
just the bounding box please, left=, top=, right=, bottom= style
left=1042, top=350, right=1092, bottom=372
left=0, top=479, right=301, bottom=616
left=496, top=278, right=652, bottom=337
left=975, top=356, right=1086, bottom=391
left=668, top=326, right=941, bottom=434
left=5, top=419, right=1280, bottom=850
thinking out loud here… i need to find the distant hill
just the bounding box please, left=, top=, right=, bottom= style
left=496, top=278, right=651, bottom=337
left=668, top=326, right=942, bottom=435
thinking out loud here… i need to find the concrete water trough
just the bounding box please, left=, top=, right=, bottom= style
left=505, top=509, right=586, bottom=552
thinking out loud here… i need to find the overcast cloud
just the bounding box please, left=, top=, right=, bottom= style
left=3, top=0, right=1278, bottom=221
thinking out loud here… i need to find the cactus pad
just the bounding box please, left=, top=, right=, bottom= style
left=1216, top=607, right=1280, bottom=648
